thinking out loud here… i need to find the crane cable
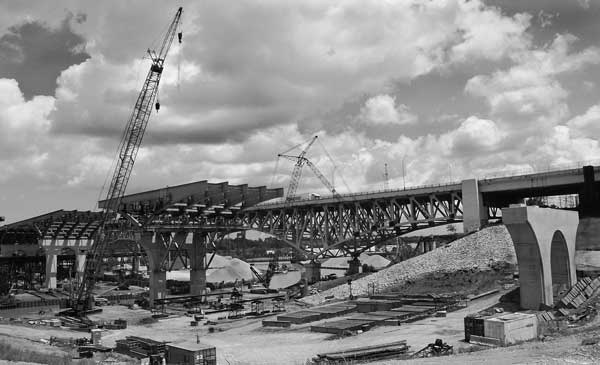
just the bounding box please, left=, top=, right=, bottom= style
left=316, top=137, right=352, bottom=194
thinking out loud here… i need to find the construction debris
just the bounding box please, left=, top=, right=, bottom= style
left=412, top=339, right=454, bottom=358
left=556, top=277, right=600, bottom=323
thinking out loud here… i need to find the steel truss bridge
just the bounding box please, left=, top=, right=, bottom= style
left=2, top=165, right=599, bottom=269
left=241, top=186, right=476, bottom=259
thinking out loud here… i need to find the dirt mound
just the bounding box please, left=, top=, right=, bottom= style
left=207, top=258, right=254, bottom=283
left=362, top=253, right=390, bottom=269
left=302, top=225, right=516, bottom=304
left=166, top=255, right=254, bottom=283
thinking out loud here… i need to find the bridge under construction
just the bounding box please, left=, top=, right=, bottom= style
left=1, top=163, right=599, bottom=306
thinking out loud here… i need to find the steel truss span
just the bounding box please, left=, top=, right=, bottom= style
left=241, top=191, right=466, bottom=259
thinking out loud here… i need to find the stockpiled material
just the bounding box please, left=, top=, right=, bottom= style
left=166, top=255, right=255, bottom=283
left=303, top=225, right=516, bottom=304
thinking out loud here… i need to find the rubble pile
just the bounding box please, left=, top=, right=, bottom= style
left=303, top=225, right=516, bottom=304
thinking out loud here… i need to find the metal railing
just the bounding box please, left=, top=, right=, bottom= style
left=251, top=160, right=599, bottom=209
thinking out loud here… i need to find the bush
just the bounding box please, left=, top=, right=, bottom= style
left=0, top=338, right=72, bottom=365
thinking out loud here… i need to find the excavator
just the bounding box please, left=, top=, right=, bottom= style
left=68, top=7, right=184, bottom=316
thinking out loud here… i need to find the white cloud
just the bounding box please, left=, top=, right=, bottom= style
left=567, top=103, right=600, bottom=138
left=358, top=94, right=416, bottom=126
left=439, top=116, right=505, bottom=155
left=2, top=0, right=600, bottom=223
left=466, top=34, right=600, bottom=132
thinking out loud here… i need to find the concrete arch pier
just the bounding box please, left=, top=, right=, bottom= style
left=502, top=205, right=578, bottom=310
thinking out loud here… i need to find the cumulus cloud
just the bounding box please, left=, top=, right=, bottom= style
left=0, top=14, right=89, bottom=99
left=358, top=95, right=417, bottom=126
left=466, top=33, right=600, bottom=133
left=1, top=0, right=600, bottom=223
left=439, top=116, right=505, bottom=155
left=567, top=103, right=600, bottom=138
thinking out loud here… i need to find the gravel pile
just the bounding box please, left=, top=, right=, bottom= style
left=302, top=225, right=517, bottom=305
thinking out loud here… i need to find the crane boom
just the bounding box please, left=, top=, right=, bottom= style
left=281, top=136, right=318, bottom=200
left=278, top=154, right=339, bottom=197
left=72, top=7, right=183, bottom=314
left=304, top=159, right=338, bottom=196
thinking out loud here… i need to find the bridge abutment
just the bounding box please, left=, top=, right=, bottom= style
left=462, top=179, right=488, bottom=232
left=503, top=205, right=578, bottom=309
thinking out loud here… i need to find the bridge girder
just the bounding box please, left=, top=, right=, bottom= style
left=241, top=191, right=464, bottom=259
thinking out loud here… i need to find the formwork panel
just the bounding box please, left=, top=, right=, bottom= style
left=277, top=310, right=322, bottom=324
left=309, top=305, right=357, bottom=319
left=356, top=299, right=403, bottom=313
left=346, top=313, right=393, bottom=323
left=311, top=319, right=374, bottom=335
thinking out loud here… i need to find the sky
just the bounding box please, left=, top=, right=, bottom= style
left=1, top=0, right=599, bottom=224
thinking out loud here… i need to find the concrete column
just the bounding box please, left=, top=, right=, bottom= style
left=462, top=179, right=488, bottom=232
left=189, top=231, right=207, bottom=297
left=45, top=249, right=58, bottom=289
left=139, top=231, right=168, bottom=307
left=304, top=261, right=321, bottom=284
left=579, top=165, right=599, bottom=217
left=347, top=258, right=361, bottom=275
left=149, top=271, right=167, bottom=303
left=75, top=251, right=86, bottom=277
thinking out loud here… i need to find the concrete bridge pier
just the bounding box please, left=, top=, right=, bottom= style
left=305, top=261, right=321, bottom=284
left=139, top=231, right=168, bottom=307
left=75, top=249, right=87, bottom=278
left=347, top=257, right=361, bottom=275
left=45, top=247, right=60, bottom=289
left=189, top=231, right=207, bottom=297
left=502, top=205, right=578, bottom=310
left=462, top=179, right=488, bottom=232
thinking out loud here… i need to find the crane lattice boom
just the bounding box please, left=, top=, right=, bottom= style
left=73, top=7, right=183, bottom=314
left=280, top=136, right=318, bottom=200
left=279, top=135, right=339, bottom=200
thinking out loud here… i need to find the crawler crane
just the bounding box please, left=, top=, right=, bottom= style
left=70, top=7, right=183, bottom=315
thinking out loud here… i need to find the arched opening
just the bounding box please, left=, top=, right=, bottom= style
left=506, top=224, right=545, bottom=309
left=550, top=230, right=571, bottom=300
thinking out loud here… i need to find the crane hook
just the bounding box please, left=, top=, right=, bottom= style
left=178, top=32, right=183, bottom=43
left=155, top=101, right=160, bottom=112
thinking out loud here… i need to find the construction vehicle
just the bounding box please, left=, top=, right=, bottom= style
left=69, top=7, right=183, bottom=315
left=411, top=339, right=453, bottom=358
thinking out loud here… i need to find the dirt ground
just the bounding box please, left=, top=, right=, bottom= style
left=1, top=290, right=599, bottom=364
left=0, top=292, right=517, bottom=364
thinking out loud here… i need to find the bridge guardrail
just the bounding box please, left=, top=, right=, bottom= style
left=252, top=160, right=599, bottom=209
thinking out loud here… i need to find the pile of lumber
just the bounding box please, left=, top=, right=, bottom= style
left=312, top=340, right=409, bottom=364
left=59, top=316, right=94, bottom=330
left=115, top=336, right=167, bottom=358
left=557, top=277, right=600, bottom=313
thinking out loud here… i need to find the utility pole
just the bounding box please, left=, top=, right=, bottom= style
left=383, top=163, right=389, bottom=191
left=402, top=156, right=406, bottom=190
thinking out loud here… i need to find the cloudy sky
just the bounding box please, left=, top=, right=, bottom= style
left=1, top=0, right=599, bottom=223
